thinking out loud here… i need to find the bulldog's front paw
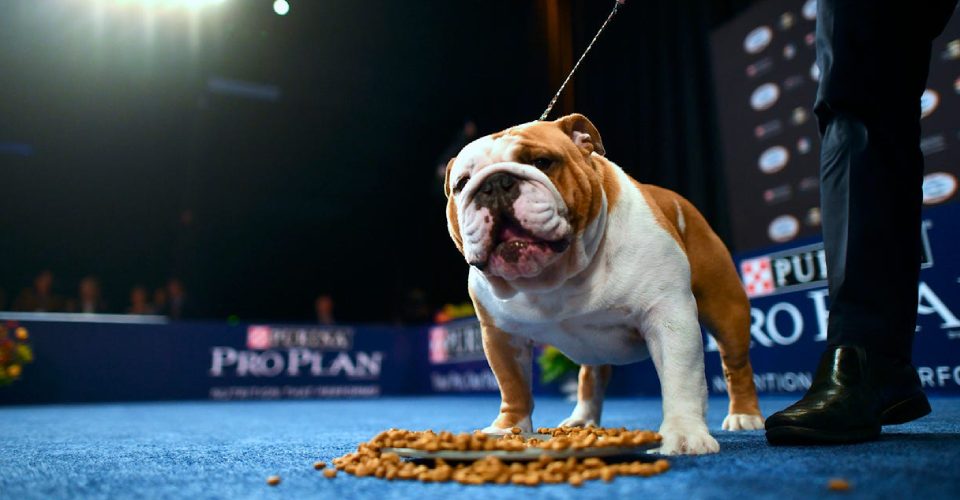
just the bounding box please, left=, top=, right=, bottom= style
left=557, top=403, right=600, bottom=428
left=658, top=418, right=720, bottom=455
left=722, top=413, right=764, bottom=431
left=481, top=415, right=532, bottom=435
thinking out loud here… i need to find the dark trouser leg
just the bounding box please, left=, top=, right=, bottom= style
left=815, top=0, right=957, bottom=362
left=765, top=0, right=953, bottom=444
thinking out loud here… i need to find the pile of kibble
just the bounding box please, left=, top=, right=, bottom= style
left=314, top=427, right=669, bottom=486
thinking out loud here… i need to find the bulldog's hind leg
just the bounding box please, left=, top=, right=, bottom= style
left=558, top=365, right=611, bottom=428
left=691, top=249, right=763, bottom=431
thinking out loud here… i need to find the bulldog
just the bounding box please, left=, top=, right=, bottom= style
left=443, top=114, right=764, bottom=455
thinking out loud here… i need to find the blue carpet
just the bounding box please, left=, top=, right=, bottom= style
left=1, top=395, right=958, bottom=499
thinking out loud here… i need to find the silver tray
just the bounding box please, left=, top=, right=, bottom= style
left=381, top=434, right=661, bottom=461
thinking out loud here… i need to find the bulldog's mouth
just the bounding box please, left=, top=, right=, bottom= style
left=493, top=218, right=570, bottom=261
left=474, top=216, right=570, bottom=278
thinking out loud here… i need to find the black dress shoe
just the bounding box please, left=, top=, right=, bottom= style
left=765, top=345, right=931, bottom=445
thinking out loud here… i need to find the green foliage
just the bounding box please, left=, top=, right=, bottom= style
left=537, top=345, right=579, bottom=384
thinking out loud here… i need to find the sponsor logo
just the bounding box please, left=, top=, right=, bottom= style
left=740, top=258, right=775, bottom=297
left=790, top=107, right=809, bottom=126
left=921, top=89, right=939, bottom=119
left=768, top=214, right=799, bottom=243
left=246, top=325, right=353, bottom=350
left=706, top=282, right=958, bottom=353
left=798, top=175, right=818, bottom=192
left=210, top=347, right=384, bottom=378
left=779, top=13, right=795, bottom=31
left=430, top=370, right=499, bottom=392
left=741, top=243, right=827, bottom=298
left=750, top=83, right=780, bottom=111
left=918, top=366, right=960, bottom=388
left=741, top=222, right=936, bottom=298
left=802, top=0, right=817, bottom=21
left=920, top=134, right=947, bottom=156
left=428, top=320, right=485, bottom=365
left=744, top=26, right=773, bottom=54
left=805, top=207, right=821, bottom=227
left=712, top=371, right=812, bottom=394
left=922, top=172, right=957, bottom=204
left=209, top=384, right=380, bottom=400
left=783, top=74, right=805, bottom=91
left=745, top=57, right=773, bottom=78
left=758, top=145, right=790, bottom=173
left=944, top=39, right=960, bottom=60
left=754, top=119, right=783, bottom=139
left=763, top=185, right=792, bottom=205
left=782, top=43, right=796, bottom=60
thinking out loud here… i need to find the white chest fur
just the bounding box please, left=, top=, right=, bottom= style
left=470, top=164, right=693, bottom=366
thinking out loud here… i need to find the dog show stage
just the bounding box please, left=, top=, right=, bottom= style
left=2, top=395, right=958, bottom=499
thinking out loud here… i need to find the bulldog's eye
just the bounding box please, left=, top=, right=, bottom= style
left=454, top=176, right=470, bottom=193
left=532, top=157, right=554, bottom=171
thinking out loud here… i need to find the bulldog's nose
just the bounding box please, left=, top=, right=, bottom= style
left=480, top=172, right=517, bottom=195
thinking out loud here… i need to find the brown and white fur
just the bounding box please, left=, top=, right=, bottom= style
left=444, top=114, right=763, bottom=455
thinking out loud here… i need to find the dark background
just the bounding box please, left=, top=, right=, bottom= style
left=0, top=0, right=756, bottom=322
left=713, top=0, right=960, bottom=250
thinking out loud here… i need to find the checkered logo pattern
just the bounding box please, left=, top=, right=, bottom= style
left=428, top=326, right=449, bottom=364
left=740, top=257, right=775, bottom=297
left=246, top=325, right=272, bottom=350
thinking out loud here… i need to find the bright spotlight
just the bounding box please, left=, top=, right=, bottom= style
left=273, top=0, right=289, bottom=16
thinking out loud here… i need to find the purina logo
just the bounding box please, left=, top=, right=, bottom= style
left=245, top=325, right=353, bottom=350
left=741, top=222, right=935, bottom=298
left=741, top=244, right=828, bottom=298
left=428, top=319, right=485, bottom=365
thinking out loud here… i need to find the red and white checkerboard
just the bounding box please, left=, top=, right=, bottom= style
left=740, top=257, right=775, bottom=297
left=246, top=325, right=272, bottom=350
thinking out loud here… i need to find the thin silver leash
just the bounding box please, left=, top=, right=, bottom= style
left=539, top=0, right=625, bottom=121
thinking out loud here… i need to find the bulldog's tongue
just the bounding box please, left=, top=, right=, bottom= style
left=498, top=223, right=537, bottom=243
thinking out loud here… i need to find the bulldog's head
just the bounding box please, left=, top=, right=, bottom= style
left=444, top=114, right=611, bottom=294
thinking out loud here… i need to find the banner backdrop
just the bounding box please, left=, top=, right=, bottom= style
left=0, top=321, right=429, bottom=404
left=3, top=203, right=958, bottom=405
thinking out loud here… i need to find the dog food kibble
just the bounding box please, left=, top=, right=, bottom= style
left=266, top=475, right=281, bottom=486
left=314, top=461, right=326, bottom=470
left=828, top=478, right=851, bottom=491
left=326, top=427, right=668, bottom=486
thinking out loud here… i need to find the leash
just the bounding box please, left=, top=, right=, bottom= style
left=539, top=0, right=626, bottom=121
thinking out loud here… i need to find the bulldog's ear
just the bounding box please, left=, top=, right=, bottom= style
left=556, top=113, right=605, bottom=157
left=443, top=157, right=456, bottom=199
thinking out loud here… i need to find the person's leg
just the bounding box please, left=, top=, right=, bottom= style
left=818, top=0, right=956, bottom=361
left=765, top=0, right=956, bottom=445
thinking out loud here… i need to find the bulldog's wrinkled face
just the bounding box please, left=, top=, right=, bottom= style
left=444, top=114, right=608, bottom=289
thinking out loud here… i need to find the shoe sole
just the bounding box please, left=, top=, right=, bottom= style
left=765, top=425, right=880, bottom=445
left=880, top=392, right=931, bottom=425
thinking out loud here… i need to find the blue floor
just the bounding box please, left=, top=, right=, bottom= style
left=1, top=395, right=958, bottom=499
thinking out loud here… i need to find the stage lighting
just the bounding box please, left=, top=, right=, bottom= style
left=111, top=0, right=227, bottom=9
left=273, top=0, right=289, bottom=16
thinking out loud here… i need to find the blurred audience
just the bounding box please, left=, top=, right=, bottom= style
left=69, top=276, right=108, bottom=314
left=128, top=286, right=153, bottom=315
left=13, top=270, right=66, bottom=312
left=164, top=278, right=189, bottom=320
left=315, top=294, right=335, bottom=325
left=152, top=287, right=168, bottom=315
